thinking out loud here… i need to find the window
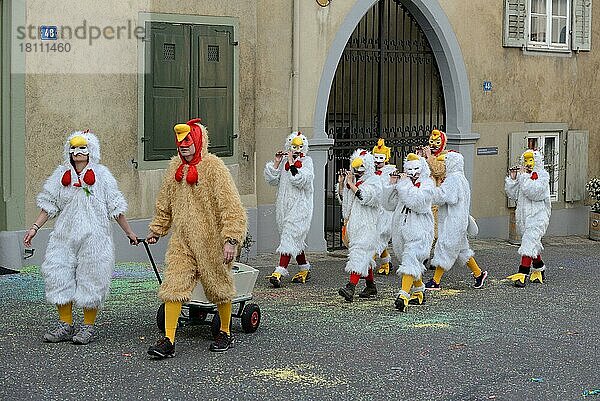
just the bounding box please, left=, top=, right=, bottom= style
left=143, top=22, right=235, bottom=161
left=528, top=0, right=569, bottom=50
left=503, top=0, right=592, bottom=52
left=526, top=132, right=560, bottom=201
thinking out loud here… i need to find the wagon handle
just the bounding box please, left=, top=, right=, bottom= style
left=134, top=238, right=162, bottom=285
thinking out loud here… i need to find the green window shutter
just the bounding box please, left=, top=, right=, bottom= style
left=503, top=0, right=528, bottom=47
left=144, top=22, right=191, bottom=161
left=191, top=25, right=234, bottom=157
left=565, top=130, right=589, bottom=201
left=572, top=0, right=592, bottom=51
left=507, top=131, right=529, bottom=207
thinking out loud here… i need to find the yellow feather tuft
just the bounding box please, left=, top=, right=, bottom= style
left=406, top=153, right=419, bottom=161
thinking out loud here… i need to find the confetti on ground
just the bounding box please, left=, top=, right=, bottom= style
left=410, top=322, right=450, bottom=329
left=122, top=353, right=132, bottom=357
left=530, top=377, right=544, bottom=383
left=437, top=289, right=463, bottom=297
left=449, top=343, right=467, bottom=350
left=583, top=389, right=600, bottom=397
left=253, top=366, right=343, bottom=387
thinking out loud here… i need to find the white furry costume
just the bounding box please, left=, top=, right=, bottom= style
left=504, top=150, right=551, bottom=257
left=264, top=132, right=314, bottom=257
left=37, top=131, right=127, bottom=308
left=382, top=156, right=435, bottom=278
left=375, top=164, right=397, bottom=255
left=337, top=150, right=382, bottom=276
left=431, top=152, right=474, bottom=271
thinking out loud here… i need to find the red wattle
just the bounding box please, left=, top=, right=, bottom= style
left=175, top=164, right=185, bottom=182
left=83, top=169, right=95, bottom=185
left=61, top=170, right=71, bottom=186
left=186, top=165, right=198, bottom=185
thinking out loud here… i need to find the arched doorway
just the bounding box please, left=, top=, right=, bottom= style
left=324, top=0, right=446, bottom=250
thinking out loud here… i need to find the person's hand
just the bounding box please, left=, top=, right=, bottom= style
left=519, top=166, right=526, bottom=174
left=23, top=228, right=37, bottom=247
left=274, top=151, right=284, bottom=163
left=146, top=230, right=160, bottom=244
left=287, top=151, right=294, bottom=164
left=509, top=168, right=517, bottom=180
left=399, top=172, right=408, bottom=180
left=345, top=171, right=355, bottom=185
left=127, top=232, right=139, bottom=245
left=223, top=242, right=237, bottom=264
left=337, top=169, right=346, bottom=184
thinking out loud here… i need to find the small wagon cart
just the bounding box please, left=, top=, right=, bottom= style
left=140, top=240, right=261, bottom=338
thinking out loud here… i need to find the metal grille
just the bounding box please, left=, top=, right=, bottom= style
left=163, top=43, right=175, bottom=61
left=207, top=45, right=220, bottom=62
left=325, top=0, right=446, bottom=250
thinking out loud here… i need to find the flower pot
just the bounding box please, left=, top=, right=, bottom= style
left=590, top=211, right=600, bottom=241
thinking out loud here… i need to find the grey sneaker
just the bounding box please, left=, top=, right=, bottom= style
left=72, top=324, right=96, bottom=345
left=43, top=321, right=74, bottom=343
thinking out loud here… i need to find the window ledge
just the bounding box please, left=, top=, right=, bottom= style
left=522, top=47, right=573, bottom=58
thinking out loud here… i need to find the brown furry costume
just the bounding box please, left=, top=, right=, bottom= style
left=149, top=123, right=247, bottom=304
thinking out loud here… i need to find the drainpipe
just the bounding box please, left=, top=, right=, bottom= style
left=292, top=0, right=300, bottom=131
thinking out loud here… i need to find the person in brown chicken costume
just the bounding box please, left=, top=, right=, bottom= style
left=146, top=118, right=247, bottom=358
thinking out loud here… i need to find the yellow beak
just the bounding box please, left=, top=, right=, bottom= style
left=69, top=135, right=88, bottom=147
left=291, top=136, right=304, bottom=147
left=174, top=124, right=191, bottom=142
left=351, top=158, right=363, bottom=169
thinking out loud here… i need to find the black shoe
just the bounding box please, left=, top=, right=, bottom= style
left=473, top=270, right=488, bottom=289
left=210, top=331, right=234, bottom=352
left=358, top=282, right=377, bottom=298
left=424, top=279, right=441, bottom=291
left=148, top=337, right=175, bottom=359
left=338, top=283, right=356, bottom=302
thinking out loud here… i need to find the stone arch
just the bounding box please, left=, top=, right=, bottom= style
left=313, top=0, right=473, bottom=141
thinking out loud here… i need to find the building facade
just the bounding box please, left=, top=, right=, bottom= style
left=1, top=0, right=597, bottom=270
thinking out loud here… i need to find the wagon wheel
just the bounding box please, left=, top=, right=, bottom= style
left=156, top=303, right=166, bottom=333
left=241, top=303, right=261, bottom=333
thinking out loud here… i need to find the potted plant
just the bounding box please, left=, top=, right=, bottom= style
left=586, top=177, right=600, bottom=241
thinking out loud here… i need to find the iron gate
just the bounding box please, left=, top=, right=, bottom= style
left=325, top=0, right=446, bottom=250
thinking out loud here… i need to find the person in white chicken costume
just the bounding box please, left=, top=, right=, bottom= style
left=336, top=149, right=382, bottom=302
left=505, top=149, right=551, bottom=287
left=425, top=151, right=488, bottom=290
left=23, top=130, right=138, bottom=345
left=382, top=153, right=435, bottom=311
left=264, top=132, right=314, bottom=288
left=372, top=138, right=396, bottom=276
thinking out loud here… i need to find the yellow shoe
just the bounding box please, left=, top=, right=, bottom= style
left=377, top=263, right=390, bottom=275
left=269, top=272, right=282, bottom=288
left=394, top=291, right=410, bottom=312
left=291, top=270, right=310, bottom=284
left=507, top=273, right=527, bottom=288
left=408, top=291, right=425, bottom=305
left=530, top=270, right=545, bottom=284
